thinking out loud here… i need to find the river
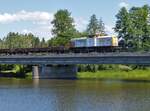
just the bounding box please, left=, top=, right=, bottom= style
left=0, top=79, right=150, bottom=111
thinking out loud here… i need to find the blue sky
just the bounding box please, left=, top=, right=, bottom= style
left=0, top=0, right=150, bottom=40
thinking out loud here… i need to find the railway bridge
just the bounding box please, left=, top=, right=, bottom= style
left=0, top=52, right=149, bottom=79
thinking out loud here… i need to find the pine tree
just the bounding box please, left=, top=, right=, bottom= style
left=86, top=14, right=106, bottom=36
left=86, top=14, right=99, bottom=35
left=98, top=18, right=106, bottom=35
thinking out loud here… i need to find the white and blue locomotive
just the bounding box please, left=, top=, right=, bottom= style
left=70, top=35, right=120, bottom=52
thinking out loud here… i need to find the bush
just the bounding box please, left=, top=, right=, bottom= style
left=118, top=65, right=132, bottom=72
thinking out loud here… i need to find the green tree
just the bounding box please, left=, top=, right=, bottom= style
left=115, top=5, right=150, bottom=50
left=32, top=37, right=40, bottom=48
left=86, top=14, right=99, bottom=35
left=142, top=5, right=150, bottom=50
left=3, top=32, right=41, bottom=49
left=128, top=5, right=150, bottom=49
left=129, top=7, right=145, bottom=49
left=86, top=14, right=106, bottom=35
left=5, top=32, right=16, bottom=48
left=98, top=18, right=106, bottom=35
left=41, top=38, right=47, bottom=47
left=51, top=9, right=77, bottom=46
left=114, top=7, right=131, bottom=41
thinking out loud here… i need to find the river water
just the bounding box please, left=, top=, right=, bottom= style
left=0, top=79, right=150, bottom=111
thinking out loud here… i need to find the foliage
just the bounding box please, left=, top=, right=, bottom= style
left=78, top=69, right=150, bottom=80
left=86, top=14, right=106, bottom=35
left=40, top=38, right=47, bottom=47
left=0, top=64, right=14, bottom=71
left=98, top=18, right=106, bottom=35
left=114, top=7, right=131, bottom=40
left=115, top=5, right=150, bottom=50
left=78, top=64, right=149, bottom=73
left=0, top=32, right=47, bottom=49
left=50, top=9, right=78, bottom=46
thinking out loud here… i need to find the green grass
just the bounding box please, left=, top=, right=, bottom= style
left=77, top=69, right=150, bottom=81
left=25, top=72, right=32, bottom=79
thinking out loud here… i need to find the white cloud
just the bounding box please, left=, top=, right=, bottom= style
left=0, top=10, right=53, bottom=24
left=119, top=2, right=129, bottom=8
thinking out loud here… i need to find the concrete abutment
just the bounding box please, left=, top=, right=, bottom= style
left=32, top=65, right=77, bottom=79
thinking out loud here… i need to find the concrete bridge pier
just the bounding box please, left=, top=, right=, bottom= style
left=32, top=65, right=77, bottom=79
left=32, top=66, right=40, bottom=79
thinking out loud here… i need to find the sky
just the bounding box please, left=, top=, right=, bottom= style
left=0, top=0, right=150, bottom=40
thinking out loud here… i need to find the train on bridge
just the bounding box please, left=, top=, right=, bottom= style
left=0, top=35, right=129, bottom=55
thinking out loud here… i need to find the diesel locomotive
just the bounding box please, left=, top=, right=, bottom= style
left=70, top=35, right=120, bottom=53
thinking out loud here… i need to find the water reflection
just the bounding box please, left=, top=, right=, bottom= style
left=0, top=79, right=150, bottom=111
left=33, top=79, right=39, bottom=88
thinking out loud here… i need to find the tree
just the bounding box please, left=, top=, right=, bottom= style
left=98, top=18, right=106, bottom=35
left=32, top=37, right=40, bottom=48
left=129, top=5, right=150, bottom=49
left=129, top=7, right=145, bottom=48
left=86, top=14, right=99, bottom=35
left=51, top=9, right=77, bottom=46
left=115, top=5, right=150, bottom=50
left=2, top=32, right=41, bottom=49
left=86, top=14, right=106, bottom=35
left=114, top=7, right=131, bottom=40
left=0, top=39, right=2, bottom=49
left=138, top=5, right=150, bottom=49
left=41, top=38, right=47, bottom=47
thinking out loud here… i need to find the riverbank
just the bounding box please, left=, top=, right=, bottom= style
left=1, top=68, right=150, bottom=81
left=77, top=69, right=150, bottom=81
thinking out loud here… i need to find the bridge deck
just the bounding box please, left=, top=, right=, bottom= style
left=0, top=52, right=149, bottom=65
left=0, top=52, right=149, bottom=57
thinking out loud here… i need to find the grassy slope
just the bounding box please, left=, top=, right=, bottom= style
left=77, top=69, right=150, bottom=80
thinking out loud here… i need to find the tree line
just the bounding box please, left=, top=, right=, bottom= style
left=0, top=32, right=47, bottom=49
